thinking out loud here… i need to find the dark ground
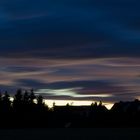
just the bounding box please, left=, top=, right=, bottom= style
left=0, top=128, right=140, bottom=140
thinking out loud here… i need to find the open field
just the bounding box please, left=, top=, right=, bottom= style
left=0, top=128, right=139, bottom=140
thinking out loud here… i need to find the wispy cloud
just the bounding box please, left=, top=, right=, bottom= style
left=0, top=57, right=139, bottom=103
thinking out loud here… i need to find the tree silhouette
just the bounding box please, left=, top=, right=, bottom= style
left=2, top=91, right=11, bottom=112
left=99, top=101, right=102, bottom=106
left=37, top=95, right=44, bottom=105
left=0, top=91, right=2, bottom=107
left=23, top=90, right=29, bottom=104
left=13, top=89, right=24, bottom=114
left=0, top=88, right=139, bottom=128
left=29, top=89, right=36, bottom=104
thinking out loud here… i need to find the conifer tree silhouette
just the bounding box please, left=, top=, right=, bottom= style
left=2, top=91, right=11, bottom=112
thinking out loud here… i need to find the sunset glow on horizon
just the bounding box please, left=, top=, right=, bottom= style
left=9, top=97, right=114, bottom=110
left=44, top=100, right=114, bottom=110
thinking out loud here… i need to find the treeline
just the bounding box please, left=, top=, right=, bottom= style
left=0, top=89, right=49, bottom=128
left=0, top=89, right=140, bottom=127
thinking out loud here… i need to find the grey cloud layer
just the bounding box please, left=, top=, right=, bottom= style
left=0, top=57, right=139, bottom=102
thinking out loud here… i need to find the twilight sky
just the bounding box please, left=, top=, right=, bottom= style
left=0, top=0, right=140, bottom=103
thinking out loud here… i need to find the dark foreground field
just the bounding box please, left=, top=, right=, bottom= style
left=0, top=128, right=140, bottom=140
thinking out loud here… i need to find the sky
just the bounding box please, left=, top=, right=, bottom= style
left=0, top=0, right=140, bottom=105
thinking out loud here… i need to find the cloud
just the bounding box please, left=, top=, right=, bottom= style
left=0, top=57, right=139, bottom=102
left=0, top=0, right=139, bottom=103
left=0, top=0, right=139, bottom=58
left=15, top=79, right=48, bottom=89
left=1, top=66, right=43, bottom=73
